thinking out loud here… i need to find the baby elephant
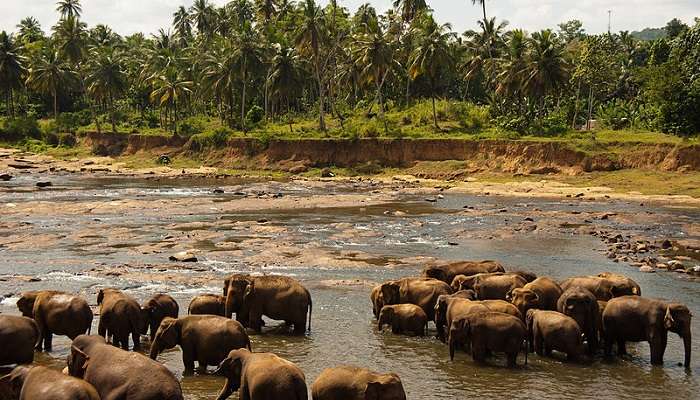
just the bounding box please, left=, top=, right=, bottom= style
left=0, top=365, right=100, bottom=400
left=188, top=294, right=226, bottom=316
left=141, top=293, right=179, bottom=341
left=377, top=304, right=428, bottom=336
left=150, top=315, right=251, bottom=373
left=312, top=366, right=406, bottom=400
left=0, top=315, right=38, bottom=366
left=448, top=311, right=527, bottom=367
left=526, top=309, right=585, bottom=361
left=215, top=349, right=307, bottom=400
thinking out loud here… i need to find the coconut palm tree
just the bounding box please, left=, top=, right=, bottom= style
left=471, top=0, right=488, bottom=23
left=25, top=50, right=78, bottom=121
left=56, top=0, right=82, bottom=19
left=495, top=29, right=527, bottom=97
left=173, top=6, right=192, bottom=47
left=522, top=29, right=569, bottom=101
left=408, top=16, right=456, bottom=130
left=295, top=0, right=327, bottom=131
left=393, top=0, right=428, bottom=23
left=190, top=0, right=215, bottom=40
left=0, top=32, right=26, bottom=117
left=52, top=15, right=87, bottom=65
left=267, top=46, right=305, bottom=128
left=149, top=68, right=192, bottom=134
left=16, top=17, right=44, bottom=44
left=231, top=25, right=265, bottom=131
left=85, top=49, right=127, bottom=132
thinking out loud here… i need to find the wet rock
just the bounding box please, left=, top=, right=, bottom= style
left=169, top=251, right=198, bottom=262
left=639, top=266, right=655, bottom=273
left=0, top=173, right=12, bottom=181
left=448, top=242, right=459, bottom=246
left=675, top=256, right=693, bottom=262
left=320, top=168, right=334, bottom=178
left=424, top=197, right=437, bottom=203
left=636, top=243, right=648, bottom=252
left=528, top=166, right=560, bottom=175
left=660, top=239, right=672, bottom=249
left=523, top=217, right=534, bottom=222
left=667, top=260, right=685, bottom=270
left=157, top=155, right=171, bottom=165
left=257, top=219, right=268, bottom=224
left=212, top=188, right=225, bottom=194
left=606, top=251, right=617, bottom=259
left=36, top=181, right=53, bottom=188
left=289, top=165, right=308, bottom=174
left=8, top=163, right=37, bottom=169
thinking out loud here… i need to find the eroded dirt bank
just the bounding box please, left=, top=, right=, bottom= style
left=82, top=132, right=700, bottom=174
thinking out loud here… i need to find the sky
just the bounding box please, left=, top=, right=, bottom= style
left=1, top=0, right=698, bottom=37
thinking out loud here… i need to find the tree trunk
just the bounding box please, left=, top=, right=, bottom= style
left=586, top=86, right=594, bottom=131
left=110, top=94, right=116, bottom=133
left=241, top=62, right=247, bottom=132
left=314, top=53, right=326, bottom=131
left=53, top=89, right=58, bottom=130
left=572, top=80, right=581, bottom=129
left=173, top=98, right=178, bottom=135
left=482, top=1, right=487, bottom=22
left=431, top=79, right=439, bottom=130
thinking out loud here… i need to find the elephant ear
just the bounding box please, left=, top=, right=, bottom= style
left=380, top=283, right=398, bottom=305
left=69, top=346, right=90, bottom=378
left=96, top=289, right=105, bottom=305
left=664, top=306, right=676, bottom=330
left=243, top=281, right=255, bottom=303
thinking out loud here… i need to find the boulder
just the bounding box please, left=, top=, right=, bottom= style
left=36, top=181, right=53, bottom=188
left=320, top=168, right=334, bottom=178
left=639, top=265, right=655, bottom=273
left=169, top=251, right=198, bottom=262
left=0, top=173, right=12, bottom=181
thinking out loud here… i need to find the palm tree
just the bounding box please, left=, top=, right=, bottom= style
left=353, top=29, right=397, bottom=131
left=471, top=0, right=487, bottom=23
left=393, top=0, right=428, bottom=23
left=85, top=49, right=127, bottom=132
left=149, top=68, right=192, bottom=134
left=255, top=0, right=278, bottom=25
left=16, top=17, right=44, bottom=43
left=231, top=25, right=265, bottom=131
left=353, top=4, right=379, bottom=34
left=25, top=50, right=78, bottom=121
left=56, top=0, right=82, bottom=19
left=296, top=0, right=327, bottom=131
left=52, top=16, right=87, bottom=65
left=267, top=47, right=305, bottom=129
left=201, top=41, right=238, bottom=125
left=522, top=30, right=569, bottom=101
left=190, top=0, right=215, bottom=40
left=0, top=32, right=26, bottom=117
left=173, top=6, right=192, bottom=47
left=495, top=29, right=527, bottom=97
left=409, top=16, right=455, bottom=130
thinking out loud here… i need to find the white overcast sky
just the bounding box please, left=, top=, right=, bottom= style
left=1, top=1, right=698, bottom=36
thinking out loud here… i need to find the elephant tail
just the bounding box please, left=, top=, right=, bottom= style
left=306, top=289, right=313, bottom=332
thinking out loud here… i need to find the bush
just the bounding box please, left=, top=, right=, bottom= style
left=0, top=117, right=41, bottom=141
left=179, top=116, right=206, bottom=136
left=246, top=105, right=264, bottom=125
left=189, top=127, right=233, bottom=150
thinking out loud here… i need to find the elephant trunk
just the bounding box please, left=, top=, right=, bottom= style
left=448, top=334, right=456, bottom=361
left=224, top=292, right=235, bottom=319
left=149, top=341, right=161, bottom=360
left=683, top=329, right=692, bottom=368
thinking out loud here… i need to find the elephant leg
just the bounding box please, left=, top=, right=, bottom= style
left=197, top=356, right=209, bottom=374
left=98, top=320, right=106, bottom=339
left=248, top=311, right=263, bottom=333
left=43, top=331, right=53, bottom=352
left=544, top=344, right=553, bottom=357
left=649, top=332, right=667, bottom=366
left=120, top=335, right=129, bottom=351
left=132, top=331, right=141, bottom=351
left=534, top=332, right=544, bottom=356
left=150, top=321, right=158, bottom=341
left=182, top=344, right=196, bottom=374
left=506, top=352, right=517, bottom=367
left=472, top=346, right=486, bottom=363
left=293, top=319, right=306, bottom=335
left=617, top=339, right=627, bottom=356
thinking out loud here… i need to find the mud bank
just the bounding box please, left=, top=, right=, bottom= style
left=81, top=132, right=700, bottom=173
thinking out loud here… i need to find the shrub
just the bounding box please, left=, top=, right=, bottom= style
left=179, top=116, right=206, bottom=136
left=246, top=105, right=264, bottom=125
left=1, top=117, right=41, bottom=141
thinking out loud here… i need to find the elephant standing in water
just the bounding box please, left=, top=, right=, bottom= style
left=377, top=304, right=428, bottom=336
left=312, top=366, right=406, bottom=400
left=526, top=309, right=585, bottom=361
left=560, top=274, right=640, bottom=301
left=0, top=315, right=38, bottom=366
left=603, top=296, right=691, bottom=368
left=188, top=294, right=226, bottom=316
left=448, top=311, right=527, bottom=367
left=380, top=277, right=452, bottom=321
left=457, top=273, right=527, bottom=300
left=68, top=335, right=183, bottom=400
left=141, top=293, right=179, bottom=340
left=150, top=315, right=251, bottom=373
left=421, top=260, right=505, bottom=284
left=508, top=277, right=563, bottom=316
left=224, top=274, right=312, bottom=334
left=215, top=349, right=307, bottom=400
left=97, top=288, right=143, bottom=350
left=557, top=287, right=600, bottom=354
left=0, top=365, right=100, bottom=400
left=16, top=290, right=93, bottom=351
left=434, top=295, right=490, bottom=342
left=370, top=286, right=384, bottom=318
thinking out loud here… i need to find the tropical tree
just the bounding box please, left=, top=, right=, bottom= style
left=85, top=49, right=127, bottom=132
left=0, top=32, right=26, bottom=117
left=56, top=0, right=82, bottom=19
left=296, top=0, right=328, bottom=131
left=393, top=0, right=428, bottom=23
left=16, top=17, right=44, bottom=44
left=471, top=0, right=487, bottom=23
left=190, top=0, right=215, bottom=40
left=52, top=16, right=87, bottom=65
left=149, top=68, right=192, bottom=133
left=522, top=30, right=569, bottom=101
left=409, top=16, right=455, bottom=129
left=25, top=50, right=78, bottom=121
left=201, top=40, right=238, bottom=125
left=231, top=25, right=265, bottom=130
left=173, top=6, right=193, bottom=47
left=267, top=46, right=305, bottom=128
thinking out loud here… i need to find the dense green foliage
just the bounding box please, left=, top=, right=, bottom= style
left=0, top=0, right=698, bottom=144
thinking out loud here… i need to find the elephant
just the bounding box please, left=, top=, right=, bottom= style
left=478, top=300, right=523, bottom=320
left=224, top=274, right=312, bottom=334
left=215, top=349, right=307, bottom=400
left=0, top=365, right=100, bottom=400
left=370, top=285, right=384, bottom=319
left=452, top=290, right=477, bottom=300
left=602, top=296, right=691, bottom=368
left=150, top=315, right=251, bottom=373
left=448, top=311, right=527, bottom=367
left=421, top=260, right=504, bottom=284
left=458, top=273, right=527, bottom=300
left=141, top=293, right=179, bottom=340
left=510, top=270, right=538, bottom=283
left=67, top=335, right=183, bottom=400
left=434, top=295, right=490, bottom=343
left=16, top=290, right=93, bottom=351
left=560, top=274, right=639, bottom=301
left=0, top=315, right=38, bottom=366
left=189, top=294, right=226, bottom=316
left=508, top=277, right=563, bottom=316
left=557, top=287, right=599, bottom=354
left=377, top=304, right=427, bottom=336
left=311, top=366, right=406, bottom=400
left=450, top=275, right=470, bottom=292
left=380, top=277, right=452, bottom=321
left=96, top=288, right=142, bottom=350
left=526, top=309, right=585, bottom=361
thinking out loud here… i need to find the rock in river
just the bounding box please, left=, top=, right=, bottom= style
left=639, top=265, right=655, bottom=273
left=0, top=174, right=12, bottom=181
left=36, top=181, right=53, bottom=188
left=169, top=250, right=198, bottom=262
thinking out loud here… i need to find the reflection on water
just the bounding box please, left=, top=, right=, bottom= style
left=0, top=175, right=698, bottom=399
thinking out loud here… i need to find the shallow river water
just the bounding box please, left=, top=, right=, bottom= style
left=1, top=174, right=699, bottom=399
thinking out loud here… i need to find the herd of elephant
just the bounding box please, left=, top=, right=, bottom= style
left=0, top=274, right=404, bottom=400
left=372, top=260, right=692, bottom=369
left=0, top=261, right=693, bottom=400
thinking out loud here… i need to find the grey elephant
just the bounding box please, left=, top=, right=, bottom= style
left=215, top=348, right=308, bottom=400
left=448, top=311, right=527, bottom=367
left=311, top=366, right=406, bottom=400
left=0, top=315, right=38, bottom=366
left=370, top=285, right=384, bottom=318
left=141, top=293, right=179, bottom=340
left=0, top=365, right=100, bottom=400
left=16, top=290, right=93, bottom=351
left=421, top=260, right=504, bottom=284
left=526, top=309, right=585, bottom=361
left=150, top=315, right=251, bottom=373
left=597, top=272, right=641, bottom=296
left=377, top=304, right=428, bottom=336
left=224, top=274, right=312, bottom=334
left=189, top=294, right=226, bottom=316
left=459, top=273, right=527, bottom=300
left=602, top=296, right=691, bottom=368
left=508, top=277, right=563, bottom=316
left=479, top=300, right=523, bottom=320
left=557, top=287, right=599, bottom=354
left=67, top=335, right=183, bottom=400
left=97, top=288, right=142, bottom=350
left=380, top=277, right=452, bottom=321
left=560, top=274, right=640, bottom=301
left=434, top=295, right=490, bottom=342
